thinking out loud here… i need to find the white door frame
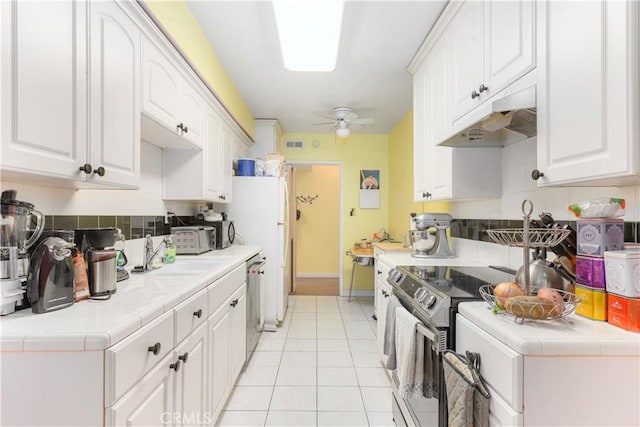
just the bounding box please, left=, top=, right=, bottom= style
left=286, top=160, right=345, bottom=296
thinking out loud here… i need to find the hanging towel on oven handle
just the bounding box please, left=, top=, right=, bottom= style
left=442, top=350, right=490, bottom=427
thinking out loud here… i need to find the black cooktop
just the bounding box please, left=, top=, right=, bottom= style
left=397, top=265, right=516, bottom=300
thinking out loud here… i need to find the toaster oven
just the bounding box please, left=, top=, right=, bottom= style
left=171, top=226, right=215, bottom=255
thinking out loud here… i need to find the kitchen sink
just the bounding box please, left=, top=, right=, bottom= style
left=145, top=259, right=226, bottom=276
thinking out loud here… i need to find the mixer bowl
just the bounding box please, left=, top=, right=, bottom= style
left=410, top=229, right=436, bottom=252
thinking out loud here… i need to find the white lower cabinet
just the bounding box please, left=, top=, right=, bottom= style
left=374, top=259, right=392, bottom=365
left=456, top=314, right=639, bottom=426
left=208, top=284, right=247, bottom=423
left=105, top=266, right=246, bottom=427
left=106, top=353, right=175, bottom=427
left=174, top=322, right=208, bottom=427
left=208, top=300, right=231, bottom=420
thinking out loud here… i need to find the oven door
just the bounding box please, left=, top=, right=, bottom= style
left=390, top=319, right=446, bottom=427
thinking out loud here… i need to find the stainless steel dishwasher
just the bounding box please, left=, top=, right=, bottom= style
left=245, top=252, right=265, bottom=364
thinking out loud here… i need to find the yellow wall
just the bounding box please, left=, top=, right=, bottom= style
left=142, top=0, right=255, bottom=140
left=388, top=111, right=450, bottom=241
left=295, top=165, right=340, bottom=274
left=279, top=133, right=388, bottom=291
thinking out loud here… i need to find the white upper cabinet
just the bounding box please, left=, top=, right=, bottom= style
left=535, top=0, right=639, bottom=186
left=141, top=36, right=205, bottom=149
left=88, top=0, right=141, bottom=187
left=1, top=0, right=141, bottom=188
left=483, top=1, right=535, bottom=101
left=450, top=1, right=484, bottom=121
left=450, top=0, right=535, bottom=124
left=412, top=23, right=501, bottom=202
left=163, top=105, right=234, bottom=203
left=1, top=0, right=88, bottom=181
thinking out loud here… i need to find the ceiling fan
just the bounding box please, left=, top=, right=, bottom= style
left=313, top=107, right=375, bottom=138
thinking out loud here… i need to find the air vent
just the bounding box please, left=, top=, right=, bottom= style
left=285, top=140, right=304, bottom=150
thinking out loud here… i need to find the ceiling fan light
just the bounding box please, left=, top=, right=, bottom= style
left=336, top=127, right=350, bottom=138
left=273, top=0, right=344, bottom=72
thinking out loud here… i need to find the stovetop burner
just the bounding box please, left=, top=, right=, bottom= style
left=387, top=265, right=516, bottom=327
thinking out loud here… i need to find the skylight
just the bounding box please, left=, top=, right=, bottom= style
left=272, top=0, right=344, bottom=72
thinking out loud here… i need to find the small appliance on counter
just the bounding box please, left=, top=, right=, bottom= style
left=411, top=213, right=455, bottom=258
left=74, top=228, right=119, bottom=299
left=26, top=237, right=75, bottom=313
left=212, top=219, right=235, bottom=249
left=1, top=190, right=45, bottom=314
left=171, top=226, right=216, bottom=254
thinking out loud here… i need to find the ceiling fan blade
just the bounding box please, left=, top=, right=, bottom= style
left=312, top=121, right=335, bottom=126
left=352, top=117, right=375, bottom=125
left=318, top=114, right=336, bottom=121
left=344, top=111, right=359, bottom=122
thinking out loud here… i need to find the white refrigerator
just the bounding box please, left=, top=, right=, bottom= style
left=228, top=176, right=292, bottom=329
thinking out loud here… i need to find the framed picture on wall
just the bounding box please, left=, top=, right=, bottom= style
left=360, top=169, right=380, bottom=208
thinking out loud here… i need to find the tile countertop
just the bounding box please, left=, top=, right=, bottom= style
left=378, top=251, right=484, bottom=267
left=373, top=241, right=412, bottom=252
left=0, top=245, right=261, bottom=352
left=458, top=301, right=640, bottom=357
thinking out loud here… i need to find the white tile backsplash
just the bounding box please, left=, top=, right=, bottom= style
left=1, top=142, right=200, bottom=217
left=451, top=137, right=639, bottom=264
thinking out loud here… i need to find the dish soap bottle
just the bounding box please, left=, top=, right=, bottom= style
left=164, top=235, right=176, bottom=264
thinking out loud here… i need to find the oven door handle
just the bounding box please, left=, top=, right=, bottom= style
left=416, top=322, right=445, bottom=354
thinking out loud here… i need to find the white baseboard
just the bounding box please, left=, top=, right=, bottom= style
left=296, top=273, right=340, bottom=279
left=340, top=289, right=374, bottom=298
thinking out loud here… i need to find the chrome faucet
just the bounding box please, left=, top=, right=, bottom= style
left=144, top=234, right=173, bottom=271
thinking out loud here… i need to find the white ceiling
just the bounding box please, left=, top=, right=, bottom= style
left=186, top=0, right=448, bottom=135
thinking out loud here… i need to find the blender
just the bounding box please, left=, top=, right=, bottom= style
left=1, top=190, right=45, bottom=313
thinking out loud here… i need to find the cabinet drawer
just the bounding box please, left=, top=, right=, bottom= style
left=455, top=315, right=523, bottom=411
left=208, top=264, right=245, bottom=311
left=175, top=288, right=208, bottom=345
left=487, top=383, right=523, bottom=427
left=105, top=310, right=175, bottom=407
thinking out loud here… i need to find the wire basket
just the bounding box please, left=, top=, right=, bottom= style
left=486, top=228, right=571, bottom=248
left=479, top=284, right=581, bottom=323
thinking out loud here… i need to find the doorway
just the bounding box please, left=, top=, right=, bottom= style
left=288, top=162, right=342, bottom=296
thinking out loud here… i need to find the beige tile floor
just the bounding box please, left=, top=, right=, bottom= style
left=216, top=295, right=394, bottom=427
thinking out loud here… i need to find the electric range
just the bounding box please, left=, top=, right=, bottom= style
left=386, top=265, right=515, bottom=427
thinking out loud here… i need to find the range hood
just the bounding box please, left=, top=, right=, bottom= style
left=439, top=72, right=537, bottom=148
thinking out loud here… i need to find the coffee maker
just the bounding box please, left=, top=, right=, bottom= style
left=27, top=237, right=75, bottom=313
left=1, top=190, right=45, bottom=314
left=74, top=228, right=118, bottom=299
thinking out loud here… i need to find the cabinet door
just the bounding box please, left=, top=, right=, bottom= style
left=483, top=0, right=535, bottom=98
left=174, top=323, right=208, bottom=427
left=536, top=0, right=639, bottom=186
left=106, top=353, right=175, bottom=427
left=88, top=0, right=140, bottom=187
left=375, top=278, right=390, bottom=365
left=208, top=303, right=230, bottom=420
left=205, top=108, right=223, bottom=201
left=425, top=32, right=454, bottom=201
left=219, top=123, right=234, bottom=203
left=0, top=0, right=87, bottom=179
left=450, top=1, right=484, bottom=121
left=412, top=62, right=431, bottom=202
left=229, top=286, right=247, bottom=382
left=141, top=37, right=181, bottom=132
left=180, top=80, right=205, bottom=148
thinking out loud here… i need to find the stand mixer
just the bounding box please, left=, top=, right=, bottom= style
left=411, top=213, right=455, bottom=258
